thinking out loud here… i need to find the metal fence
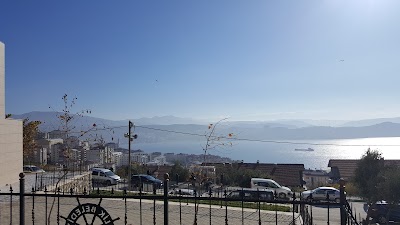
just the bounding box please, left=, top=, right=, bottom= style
left=0, top=173, right=361, bottom=225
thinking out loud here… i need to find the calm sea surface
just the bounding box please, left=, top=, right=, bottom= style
left=128, top=137, right=400, bottom=170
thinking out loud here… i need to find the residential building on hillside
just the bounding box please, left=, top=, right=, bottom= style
left=112, top=152, right=123, bottom=167
left=0, top=41, right=23, bottom=186
left=105, top=142, right=118, bottom=149
left=87, top=148, right=103, bottom=164
left=206, top=162, right=305, bottom=187
left=149, top=152, right=162, bottom=161
left=328, top=159, right=400, bottom=181
left=31, top=148, right=48, bottom=165
left=65, top=136, right=80, bottom=148
left=49, top=143, right=63, bottom=163
left=147, top=155, right=167, bottom=166
left=303, top=169, right=329, bottom=189
left=132, top=151, right=149, bottom=164
left=47, top=130, right=67, bottom=139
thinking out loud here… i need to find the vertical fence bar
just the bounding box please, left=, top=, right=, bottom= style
left=178, top=189, right=182, bottom=225
left=339, top=178, right=346, bottom=225
left=32, top=188, right=35, bottom=225
left=187, top=183, right=190, bottom=205
left=154, top=185, right=157, bottom=225
left=310, top=192, right=313, bottom=225
left=45, top=186, right=48, bottom=225
left=241, top=187, right=244, bottom=225
left=10, top=185, right=13, bottom=225
left=163, top=173, right=169, bottom=225
left=19, top=173, right=25, bottom=225
left=327, top=192, right=330, bottom=225
left=40, top=174, right=43, bottom=191
left=259, top=193, right=262, bottom=225
left=292, top=192, right=296, bottom=225
left=35, top=173, right=38, bottom=191
left=139, top=187, right=142, bottom=225
left=57, top=188, right=60, bottom=225
left=209, top=188, right=212, bottom=225
left=194, top=189, right=197, bottom=225
left=224, top=190, right=228, bottom=225
left=275, top=191, right=278, bottom=225
left=124, top=189, right=127, bottom=225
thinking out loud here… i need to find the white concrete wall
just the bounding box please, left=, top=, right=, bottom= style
left=0, top=42, right=23, bottom=186
left=0, top=119, right=23, bottom=185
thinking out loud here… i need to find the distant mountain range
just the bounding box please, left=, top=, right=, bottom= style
left=10, top=111, right=400, bottom=145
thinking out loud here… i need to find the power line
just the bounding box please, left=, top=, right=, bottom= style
left=134, top=125, right=400, bottom=147
left=54, top=124, right=400, bottom=147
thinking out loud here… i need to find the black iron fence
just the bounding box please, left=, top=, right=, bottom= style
left=0, top=173, right=362, bottom=225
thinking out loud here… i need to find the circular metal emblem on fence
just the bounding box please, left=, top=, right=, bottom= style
left=63, top=200, right=119, bottom=225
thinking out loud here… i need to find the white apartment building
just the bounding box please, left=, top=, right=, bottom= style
left=121, top=152, right=129, bottom=166
left=132, top=151, right=149, bottom=164
left=112, top=152, right=123, bottom=167
left=120, top=151, right=149, bottom=166
left=303, top=169, right=330, bottom=189
left=37, top=138, right=63, bottom=164
left=147, top=155, right=167, bottom=166
left=0, top=42, right=23, bottom=186
left=49, top=142, right=64, bottom=163
left=85, top=146, right=115, bottom=165
left=86, top=148, right=103, bottom=164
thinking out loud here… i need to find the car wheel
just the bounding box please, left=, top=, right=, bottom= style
left=335, top=198, right=340, bottom=203
left=279, top=193, right=287, bottom=199
left=106, top=180, right=112, bottom=186
left=377, top=215, right=388, bottom=224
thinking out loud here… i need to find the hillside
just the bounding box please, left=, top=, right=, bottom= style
left=11, top=111, right=400, bottom=145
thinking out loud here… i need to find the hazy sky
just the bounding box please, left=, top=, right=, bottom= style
left=1, top=0, right=400, bottom=121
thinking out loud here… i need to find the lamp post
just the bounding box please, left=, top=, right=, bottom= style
left=124, top=121, right=137, bottom=190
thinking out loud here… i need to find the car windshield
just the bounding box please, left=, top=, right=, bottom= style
left=105, top=171, right=116, bottom=176
left=270, top=180, right=281, bottom=188
left=145, top=175, right=156, bottom=181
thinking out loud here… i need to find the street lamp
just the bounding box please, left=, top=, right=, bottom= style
left=124, top=121, right=138, bottom=190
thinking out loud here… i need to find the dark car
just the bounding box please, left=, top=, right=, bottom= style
left=227, top=188, right=274, bottom=201
left=368, top=201, right=400, bottom=224
left=131, top=174, right=163, bottom=189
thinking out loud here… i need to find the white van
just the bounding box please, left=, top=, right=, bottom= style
left=250, top=178, right=292, bottom=199
left=91, top=168, right=121, bottom=185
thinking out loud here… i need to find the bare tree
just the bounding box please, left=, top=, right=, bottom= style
left=202, top=118, right=234, bottom=164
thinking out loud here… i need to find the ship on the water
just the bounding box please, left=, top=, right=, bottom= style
left=294, top=147, right=314, bottom=152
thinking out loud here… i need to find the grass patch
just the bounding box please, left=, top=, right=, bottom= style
left=89, top=190, right=291, bottom=212
left=172, top=199, right=290, bottom=212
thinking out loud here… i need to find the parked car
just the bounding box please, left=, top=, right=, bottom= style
left=301, top=187, right=341, bottom=202
left=131, top=174, right=163, bottom=189
left=250, top=178, right=292, bottom=199
left=227, top=188, right=274, bottom=201
left=91, top=168, right=121, bottom=186
left=23, top=165, right=45, bottom=173
left=368, top=201, right=400, bottom=224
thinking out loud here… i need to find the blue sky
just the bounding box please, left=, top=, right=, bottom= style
left=1, top=0, right=400, bottom=121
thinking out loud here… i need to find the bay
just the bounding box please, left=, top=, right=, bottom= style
left=127, top=137, right=400, bottom=170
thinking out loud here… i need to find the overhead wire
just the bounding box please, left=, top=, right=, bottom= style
left=53, top=123, right=400, bottom=147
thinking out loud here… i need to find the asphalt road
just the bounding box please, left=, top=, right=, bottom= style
left=310, top=201, right=367, bottom=225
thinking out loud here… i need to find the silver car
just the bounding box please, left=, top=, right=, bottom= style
left=301, top=187, right=341, bottom=203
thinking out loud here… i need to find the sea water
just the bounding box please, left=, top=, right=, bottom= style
left=129, top=137, right=400, bottom=170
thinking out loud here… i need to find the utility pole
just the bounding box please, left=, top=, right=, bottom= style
left=125, top=121, right=137, bottom=190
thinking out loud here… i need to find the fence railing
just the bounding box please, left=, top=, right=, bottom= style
left=0, top=173, right=361, bottom=225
